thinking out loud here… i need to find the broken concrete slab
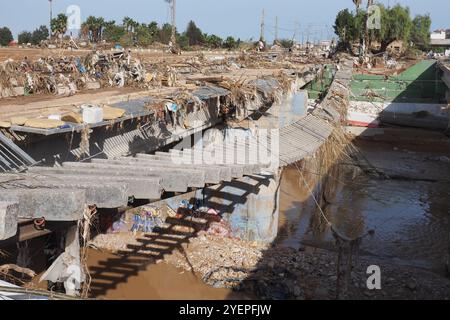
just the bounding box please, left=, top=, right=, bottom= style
left=0, top=189, right=86, bottom=221
left=169, top=149, right=262, bottom=175
left=89, top=158, right=207, bottom=187
left=0, top=202, right=19, bottom=241
left=1, top=177, right=129, bottom=208
left=132, top=155, right=230, bottom=183
left=58, top=162, right=194, bottom=192
left=26, top=167, right=164, bottom=198
left=153, top=151, right=245, bottom=178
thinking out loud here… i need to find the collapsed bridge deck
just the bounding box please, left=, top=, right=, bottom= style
left=0, top=59, right=352, bottom=243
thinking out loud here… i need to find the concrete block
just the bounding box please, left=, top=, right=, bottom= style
left=0, top=202, right=19, bottom=241
left=59, top=162, right=193, bottom=192
left=1, top=177, right=129, bottom=208
left=27, top=167, right=164, bottom=198
left=171, top=149, right=259, bottom=176
left=90, top=158, right=207, bottom=187
left=0, top=189, right=86, bottom=221
left=41, top=182, right=128, bottom=208
left=154, top=152, right=245, bottom=178
left=133, top=155, right=229, bottom=183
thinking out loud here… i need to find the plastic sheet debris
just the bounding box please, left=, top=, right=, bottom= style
left=81, top=105, right=104, bottom=124
left=206, top=221, right=232, bottom=237
left=110, top=217, right=128, bottom=234
left=180, top=199, right=194, bottom=210
left=131, top=208, right=165, bottom=234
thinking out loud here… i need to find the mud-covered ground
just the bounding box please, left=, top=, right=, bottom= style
left=162, top=233, right=450, bottom=300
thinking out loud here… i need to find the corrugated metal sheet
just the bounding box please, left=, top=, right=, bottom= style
left=276, top=61, right=352, bottom=166
left=279, top=114, right=334, bottom=165
left=0, top=132, right=36, bottom=172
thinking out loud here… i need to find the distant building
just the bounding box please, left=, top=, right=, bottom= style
left=430, top=29, right=447, bottom=40
left=319, top=40, right=332, bottom=51
left=430, top=29, right=450, bottom=48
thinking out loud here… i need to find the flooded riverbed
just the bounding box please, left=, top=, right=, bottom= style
left=87, top=249, right=254, bottom=300
left=278, top=138, right=450, bottom=275
left=85, top=131, right=450, bottom=300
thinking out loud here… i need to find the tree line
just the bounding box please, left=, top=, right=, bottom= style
left=1, top=14, right=241, bottom=50
left=94, top=17, right=242, bottom=49
left=333, top=2, right=432, bottom=53
left=0, top=25, right=49, bottom=47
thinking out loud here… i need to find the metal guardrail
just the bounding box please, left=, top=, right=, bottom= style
left=0, top=132, right=36, bottom=172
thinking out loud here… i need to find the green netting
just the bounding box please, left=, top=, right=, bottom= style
left=350, top=60, right=447, bottom=104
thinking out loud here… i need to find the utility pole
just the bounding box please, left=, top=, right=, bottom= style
left=274, top=16, right=279, bottom=44
left=170, top=0, right=177, bottom=44
left=260, top=9, right=265, bottom=42
left=49, top=0, right=53, bottom=39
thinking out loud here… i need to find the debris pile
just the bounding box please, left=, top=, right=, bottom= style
left=161, top=234, right=450, bottom=300
left=0, top=51, right=149, bottom=99
left=163, top=233, right=266, bottom=287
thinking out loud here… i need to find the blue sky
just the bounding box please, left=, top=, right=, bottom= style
left=1, top=0, right=448, bottom=42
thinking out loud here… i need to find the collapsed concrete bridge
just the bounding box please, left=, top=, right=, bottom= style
left=0, top=60, right=352, bottom=244
left=0, top=54, right=355, bottom=298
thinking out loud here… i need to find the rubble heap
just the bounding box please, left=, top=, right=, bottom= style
left=0, top=51, right=149, bottom=99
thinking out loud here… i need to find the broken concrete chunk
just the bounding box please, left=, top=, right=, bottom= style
left=0, top=202, right=19, bottom=241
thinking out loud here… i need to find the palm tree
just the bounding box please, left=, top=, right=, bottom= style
left=82, top=16, right=106, bottom=43
left=51, top=13, right=68, bottom=39
left=123, top=17, right=132, bottom=33
left=129, top=20, right=138, bottom=34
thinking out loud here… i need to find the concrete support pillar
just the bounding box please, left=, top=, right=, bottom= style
left=205, top=174, right=281, bottom=244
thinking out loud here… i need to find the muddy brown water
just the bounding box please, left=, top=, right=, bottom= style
left=278, top=139, right=450, bottom=275
left=86, top=249, right=254, bottom=300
